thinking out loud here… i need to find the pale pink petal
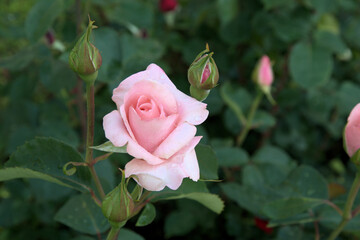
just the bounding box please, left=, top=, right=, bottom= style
left=174, top=91, right=209, bottom=125
left=103, top=110, right=129, bottom=147
left=124, top=80, right=177, bottom=116
left=112, top=64, right=176, bottom=109
left=128, top=107, right=178, bottom=153
left=125, top=158, right=185, bottom=191
left=126, top=139, right=164, bottom=165
left=133, top=174, right=166, bottom=191
left=120, top=105, right=136, bottom=140
left=135, top=97, right=160, bottom=120
left=181, top=148, right=200, bottom=181
left=153, top=122, right=196, bottom=159
left=348, top=103, right=360, bottom=123
left=168, top=136, right=201, bottom=181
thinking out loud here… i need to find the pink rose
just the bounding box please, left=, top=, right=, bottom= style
left=344, top=103, right=360, bottom=157
left=258, top=55, right=273, bottom=87
left=103, top=64, right=208, bottom=191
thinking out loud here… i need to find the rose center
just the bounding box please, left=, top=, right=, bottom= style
left=135, top=95, right=163, bottom=120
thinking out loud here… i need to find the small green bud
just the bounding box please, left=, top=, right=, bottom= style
left=190, top=85, right=210, bottom=101
left=188, top=44, right=219, bottom=91
left=69, top=17, right=102, bottom=84
left=102, top=171, right=135, bottom=223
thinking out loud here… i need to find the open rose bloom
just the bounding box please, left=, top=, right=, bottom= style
left=103, top=64, right=208, bottom=191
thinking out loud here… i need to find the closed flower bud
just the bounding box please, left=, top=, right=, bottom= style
left=344, top=104, right=360, bottom=165
left=253, top=55, right=275, bottom=105
left=188, top=44, right=219, bottom=91
left=69, top=17, right=102, bottom=84
left=102, top=171, right=135, bottom=223
left=159, top=0, right=178, bottom=12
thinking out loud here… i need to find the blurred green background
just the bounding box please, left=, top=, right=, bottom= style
left=1, top=0, right=360, bottom=239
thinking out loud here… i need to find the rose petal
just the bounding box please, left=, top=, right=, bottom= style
left=173, top=91, right=209, bottom=125
left=153, top=122, right=196, bottom=159
left=180, top=137, right=201, bottom=181
left=120, top=105, right=136, bottom=140
left=345, top=124, right=360, bottom=157
left=126, top=139, right=165, bottom=165
left=135, top=96, right=160, bottom=120
left=112, top=64, right=176, bottom=109
left=124, top=80, right=177, bottom=116
left=103, top=110, right=129, bottom=147
left=129, top=107, right=178, bottom=153
left=125, top=136, right=202, bottom=191
left=348, top=103, right=360, bottom=123
left=132, top=174, right=166, bottom=191
left=125, top=158, right=185, bottom=191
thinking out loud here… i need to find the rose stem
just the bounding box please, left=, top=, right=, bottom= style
left=327, top=171, right=360, bottom=240
left=85, top=82, right=105, bottom=200
left=106, top=226, right=121, bottom=240
left=236, top=91, right=263, bottom=147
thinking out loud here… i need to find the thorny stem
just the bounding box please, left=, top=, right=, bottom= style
left=323, top=200, right=343, bottom=216
left=106, top=226, right=121, bottom=240
left=236, top=91, right=263, bottom=147
left=85, top=83, right=105, bottom=200
left=327, top=171, right=360, bottom=240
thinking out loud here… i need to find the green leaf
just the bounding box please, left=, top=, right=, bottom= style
left=289, top=41, right=333, bottom=89
left=120, top=34, right=165, bottom=72
left=221, top=182, right=280, bottom=216
left=337, top=81, right=360, bottom=116
left=136, top=203, right=156, bottom=227
left=276, top=226, right=305, bottom=240
left=54, top=194, right=109, bottom=234
left=196, top=144, right=219, bottom=180
left=268, top=213, right=316, bottom=227
left=214, top=147, right=249, bottom=167
left=262, top=0, right=296, bottom=10
left=152, top=179, right=209, bottom=201
left=106, top=0, right=154, bottom=29
left=0, top=45, right=38, bottom=71
left=0, top=167, right=73, bottom=189
left=164, top=210, right=197, bottom=238
left=252, top=110, right=276, bottom=130
left=252, top=146, right=296, bottom=182
left=6, top=137, right=91, bottom=191
left=164, top=193, right=224, bottom=214
left=25, top=0, right=63, bottom=42
left=39, top=60, right=77, bottom=94
left=118, top=229, right=145, bottom=240
left=314, top=30, right=348, bottom=55
left=263, top=197, right=324, bottom=219
left=91, top=141, right=127, bottom=153
left=242, top=165, right=264, bottom=189
left=216, top=0, right=238, bottom=26
left=286, top=165, right=329, bottom=199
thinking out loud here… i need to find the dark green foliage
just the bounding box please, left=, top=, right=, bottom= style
left=1, top=0, right=360, bottom=239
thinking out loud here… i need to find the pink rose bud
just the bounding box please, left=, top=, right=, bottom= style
left=159, top=0, right=177, bottom=12
left=188, top=44, right=219, bottom=101
left=344, top=104, right=360, bottom=161
left=103, top=64, right=209, bottom=191
left=69, top=17, right=102, bottom=84
left=257, top=55, right=273, bottom=87
left=253, top=55, right=275, bottom=105
left=102, top=170, right=135, bottom=223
